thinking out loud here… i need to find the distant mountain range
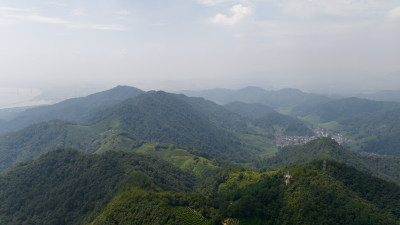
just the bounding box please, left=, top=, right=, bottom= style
left=356, top=90, right=400, bottom=102
left=292, top=97, right=400, bottom=122
left=182, top=86, right=332, bottom=109
left=224, top=101, right=275, bottom=119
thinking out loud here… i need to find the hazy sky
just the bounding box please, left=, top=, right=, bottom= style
left=1, top=0, right=400, bottom=93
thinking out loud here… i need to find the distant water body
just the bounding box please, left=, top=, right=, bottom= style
left=0, top=88, right=46, bottom=109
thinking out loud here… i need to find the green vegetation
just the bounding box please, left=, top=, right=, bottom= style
left=235, top=133, right=278, bottom=159
left=1, top=86, right=400, bottom=224
left=0, top=86, right=143, bottom=134
left=292, top=97, right=399, bottom=122
left=212, top=160, right=400, bottom=225
left=0, top=120, right=101, bottom=171
left=338, top=107, right=400, bottom=155
left=1, top=147, right=400, bottom=224
left=0, top=149, right=194, bottom=225
left=94, top=91, right=246, bottom=162
left=253, top=112, right=314, bottom=136
left=224, top=102, right=274, bottom=119
left=90, top=188, right=215, bottom=225
left=179, top=96, right=248, bottom=129
left=0, top=90, right=296, bottom=171
left=292, top=97, right=400, bottom=156
left=258, top=138, right=400, bottom=185
left=224, top=101, right=313, bottom=136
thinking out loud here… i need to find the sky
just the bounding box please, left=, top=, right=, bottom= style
left=0, top=0, right=400, bottom=95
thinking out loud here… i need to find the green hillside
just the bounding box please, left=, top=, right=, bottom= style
left=253, top=112, right=314, bottom=136
left=0, top=106, right=28, bottom=121
left=2, top=149, right=399, bottom=225
left=0, top=120, right=101, bottom=171
left=92, top=91, right=249, bottom=161
left=0, top=86, right=143, bottom=134
left=223, top=101, right=314, bottom=136
left=214, top=160, right=400, bottom=225
left=0, top=149, right=194, bottom=225
left=338, top=107, right=400, bottom=155
left=258, top=138, right=400, bottom=184
left=292, top=97, right=400, bottom=155
left=0, top=90, right=279, bottom=171
left=178, top=96, right=248, bottom=129
left=90, top=189, right=214, bottom=225
left=292, top=97, right=399, bottom=122
left=224, top=101, right=275, bottom=119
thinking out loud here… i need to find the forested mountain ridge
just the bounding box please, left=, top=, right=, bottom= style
left=258, top=138, right=400, bottom=185
left=224, top=101, right=275, bottom=119
left=0, top=90, right=281, bottom=171
left=1, top=148, right=399, bottom=225
left=253, top=112, right=314, bottom=136
left=0, top=85, right=143, bottom=134
left=182, top=86, right=332, bottom=109
left=0, top=120, right=101, bottom=171
left=356, top=90, right=400, bottom=102
left=176, top=95, right=248, bottom=129
left=338, top=107, right=400, bottom=155
left=92, top=91, right=243, bottom=160
left=0, top=149, right=195, bottom=225
left=292, top=97, right=400, bottom=122
left=223, top=101, right=313, bottom=136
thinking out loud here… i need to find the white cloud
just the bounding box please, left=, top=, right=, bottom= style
left=210, top=4, right=252, bottom=25
left=71, top=8, right=86, bottom=16
left=0, top=6, right=35, bottom=12
left=387, top=7, right=400, bottom=20
left=2, top=13, right=126, bottom=31
left=5, top=14, right=66, bottom=24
